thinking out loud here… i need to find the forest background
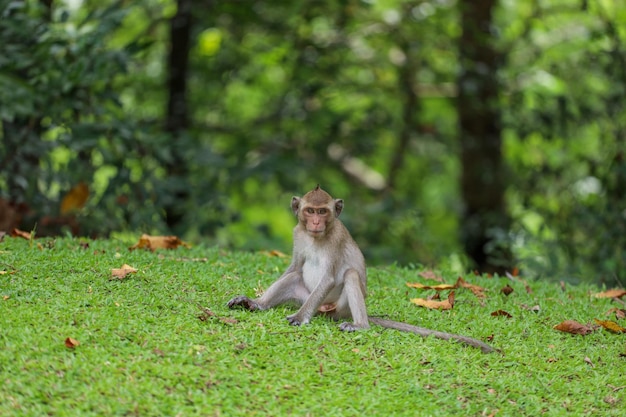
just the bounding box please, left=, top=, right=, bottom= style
left=1, top=0, right=625, bottom=285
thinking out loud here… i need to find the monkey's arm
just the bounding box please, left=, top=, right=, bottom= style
left=286, top=274, right=335, bottom=326
left=368, top=317, right=496, bottom=354
left=228, top=260, right=306, bottom=311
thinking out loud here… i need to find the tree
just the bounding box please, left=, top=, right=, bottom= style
left=456, top=0, right=513, bottom=274
left=163, top=0, right=193, bottom=231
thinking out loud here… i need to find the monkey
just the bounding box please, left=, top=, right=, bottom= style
left=227, top=185, right=495, bottom=353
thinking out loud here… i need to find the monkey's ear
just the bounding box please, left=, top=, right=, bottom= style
left=291, top=196, right=301, bottom=215
left=334, top=199, right=344, bottom=217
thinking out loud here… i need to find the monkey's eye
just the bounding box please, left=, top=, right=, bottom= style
left=318, top=208, right=327, bottom=215
left=306, top=208, right=315, bottom=214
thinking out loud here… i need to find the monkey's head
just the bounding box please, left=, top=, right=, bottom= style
left=291, top=185, right=344, bottom=238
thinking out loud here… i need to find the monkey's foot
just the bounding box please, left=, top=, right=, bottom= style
left=227, top=296, right=259, bottom=311
left=286, top=314, right=309, bottom=326
left=339, top=322, right=368, bottom=332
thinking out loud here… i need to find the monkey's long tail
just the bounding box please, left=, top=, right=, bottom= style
left=368, top=317, right=496, bottom=354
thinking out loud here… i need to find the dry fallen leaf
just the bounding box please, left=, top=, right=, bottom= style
left=553, top=320, right=595, bottom=335
left=111, top=264, right=138, bottom=280
left=130, top=234, right=190, bottom=251
left=501, top=285, right=514, bottom=296
left=521, top=304, right=541, bottom=313
left=65, top=337, right=80, bottom=348
left=418, top=270, right=444, bottom=282
left=407, top=276, right=486, bottom=299
left=10, top=228, right=31, bottom=240
left=605, top=308, right=626, bottom=320
left=594, top=319, right=626, bottom=333
left=406, top=282, right=456, bottom=291
left=197, top=308, right=216, bottom=321
left=456, top=276, right=487, bottom=298
left=266, top=250, right=287, bottom=258
left=594, top=289, right=626, bottom=299
left=410, top=291, right=455, bottom=310
left=491, top=310, right=513, bottom=318
left=60, top=182, right=89, bottom=214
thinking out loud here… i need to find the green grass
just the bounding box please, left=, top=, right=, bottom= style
left=1, top=237, right=625, bottom=416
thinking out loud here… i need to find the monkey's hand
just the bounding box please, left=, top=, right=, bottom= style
left=227, top=296, right=260, bottom=311
left=286, top=313, right=310, bottom=326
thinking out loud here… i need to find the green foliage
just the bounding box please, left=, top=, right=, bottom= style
left=2, top=237, right=625, bottom=415
left=1, top=0, right=135, bottom=226
left=499, top=0, right=626, bottom=283
left=1, top=0, right=625, bottom=283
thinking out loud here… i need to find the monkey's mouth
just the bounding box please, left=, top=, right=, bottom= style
left=307, top=229, right=324, bottom=236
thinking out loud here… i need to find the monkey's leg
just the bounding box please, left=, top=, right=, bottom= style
left=227, top=271, right=309, bottom=311
left=338, top=269, right=370, bottom=331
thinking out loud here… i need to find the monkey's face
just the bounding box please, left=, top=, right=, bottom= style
left=291, top=186, right=344, bottom=238
left=301, top=205, right=332, bottom=237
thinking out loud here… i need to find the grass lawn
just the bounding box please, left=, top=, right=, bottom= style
left=1, top=236, right=625, bottom=416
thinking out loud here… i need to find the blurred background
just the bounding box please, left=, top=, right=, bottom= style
left=1, top=0, right=624, bottom=284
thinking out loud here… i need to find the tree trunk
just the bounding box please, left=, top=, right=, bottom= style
left=163, top=0, right=193, bottom=231
left=457, top=0, right=513, bottom=274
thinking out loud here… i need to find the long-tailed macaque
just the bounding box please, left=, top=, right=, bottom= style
left=227, top=185, right=495, bottom=353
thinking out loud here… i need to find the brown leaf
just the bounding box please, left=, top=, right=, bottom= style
left=595, top=289, right=626, bottom=299
left=60, top=182, right=89, bottom=214
left=418, top=270, right=444, bottom=282
left=553, top=320, right=595, bottom=335
left=491, top=310, right=513, bottom=318
left=456, top=276, right=487, bottom=298
left=65, top=337, right=80, bottom=348
left=521, top=304, right=541, bottom=313
left=130, top=234, right=191, bottom=251
left=410, top=291, right=455, bottom=310
left=266, top=250, right=287, bottom=258
left=10, top=228, right=31, bottom=240
left=406, top=282, right=456, bottom=291
left=501, top=285, right=514, bottom=296
left=111, top=264, right=138, bottom=280
left=605, top=308, right=626, bottom=320
left=594, top=319, right=626, bottom=334
left=197, top=308, right=216, bottom=321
